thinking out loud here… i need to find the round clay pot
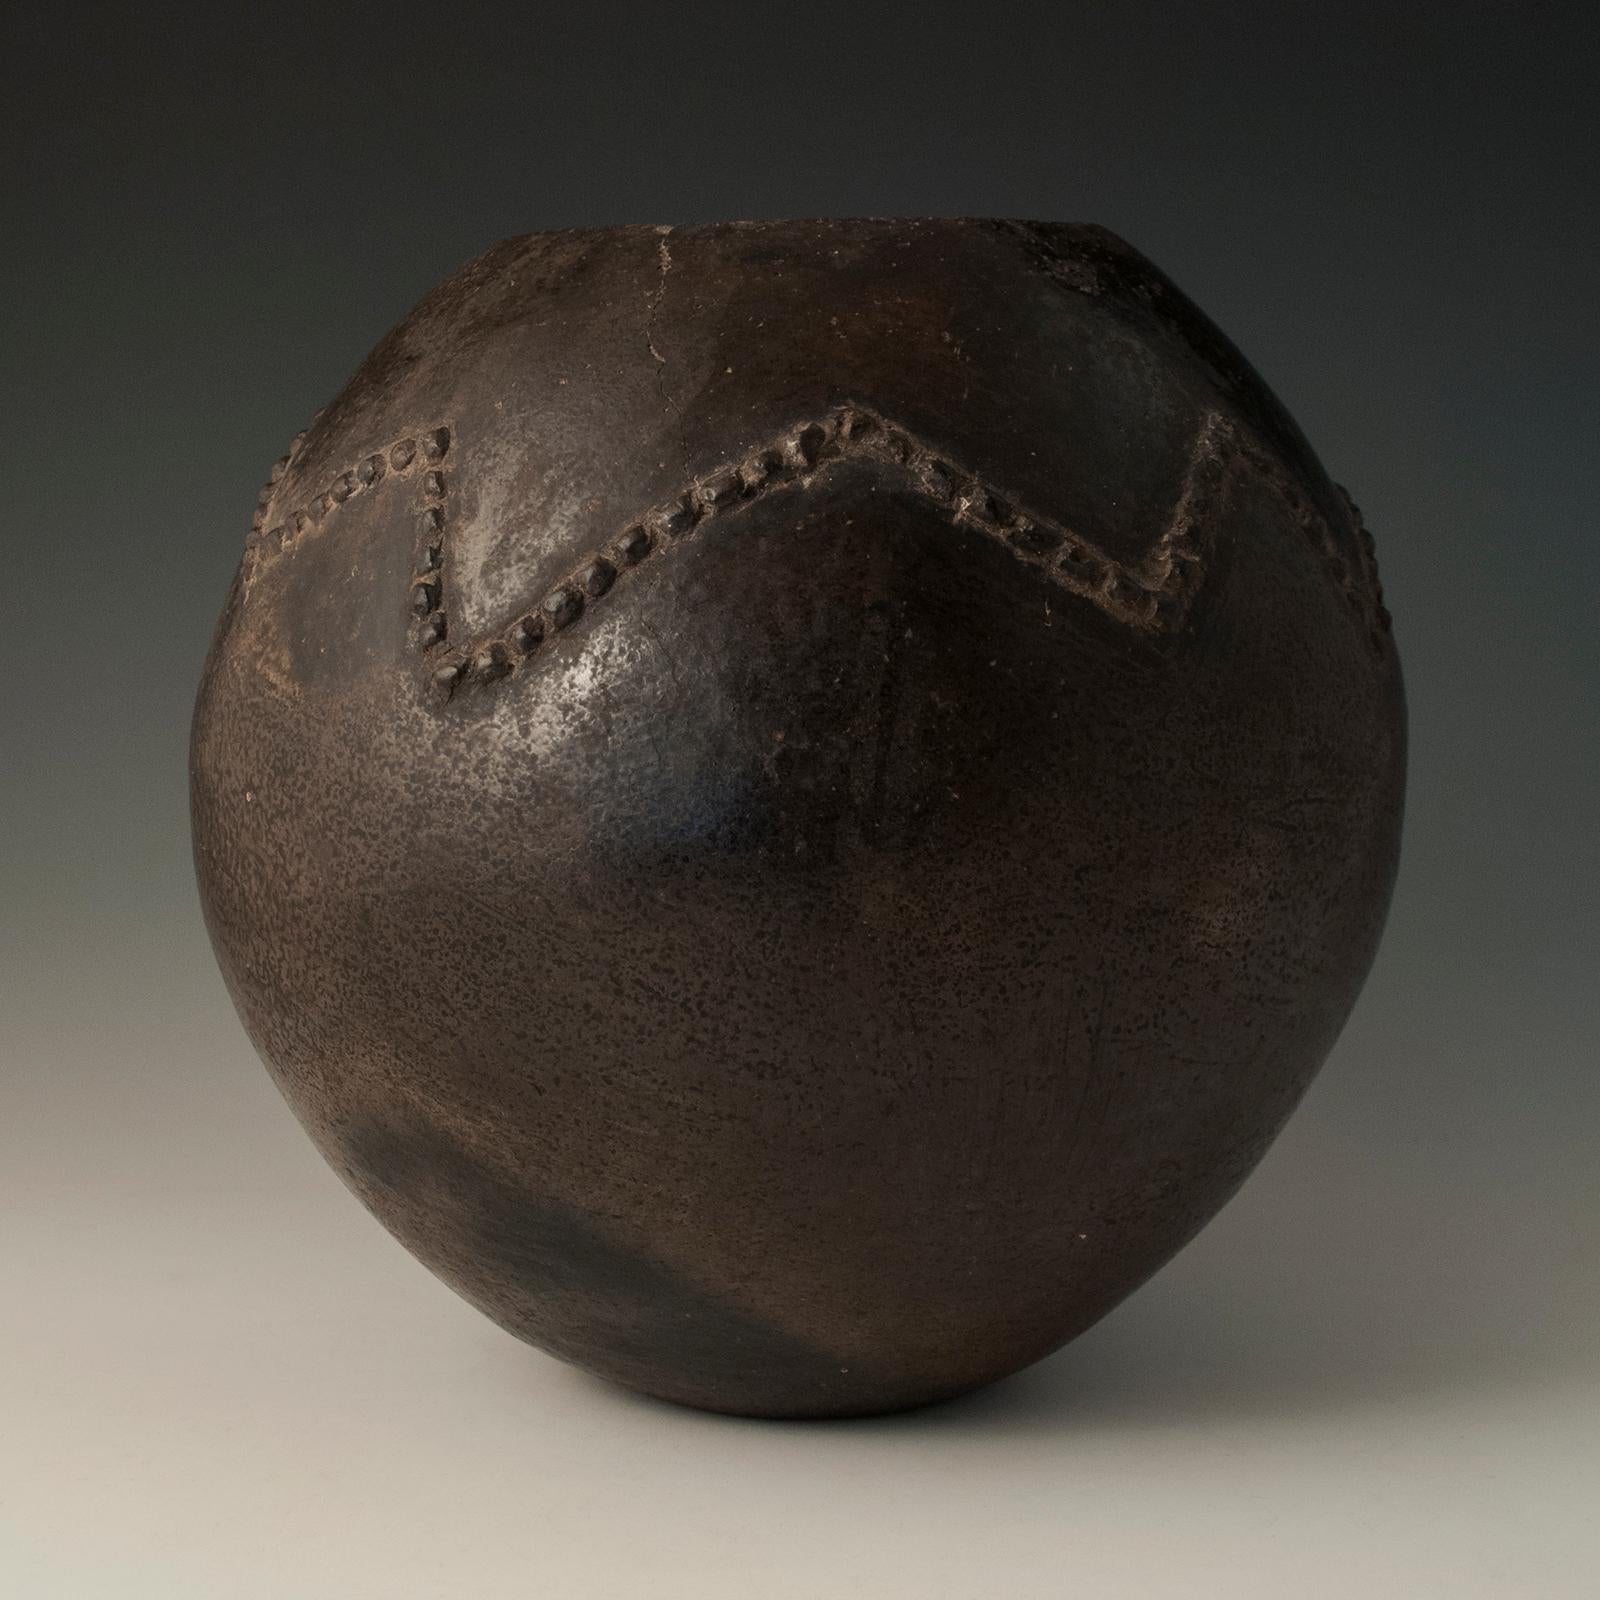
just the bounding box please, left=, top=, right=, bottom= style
left=191, top=218, right=1404, bottom=1418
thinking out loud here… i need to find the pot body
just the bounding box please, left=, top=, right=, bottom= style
left=191, top=219, right=1404, bottom=1417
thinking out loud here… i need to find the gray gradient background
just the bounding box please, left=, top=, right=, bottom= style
left=3, top=3, right=1596, bottom=1595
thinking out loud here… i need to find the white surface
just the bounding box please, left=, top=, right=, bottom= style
left=3, top=959, right=1596, bottom=1599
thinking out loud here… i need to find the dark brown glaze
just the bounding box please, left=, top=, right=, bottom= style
left=191, top=218, right=1404, bottom=1418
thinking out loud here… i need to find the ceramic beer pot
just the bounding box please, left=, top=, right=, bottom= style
left=191, top=218, right=1404, bottom=1417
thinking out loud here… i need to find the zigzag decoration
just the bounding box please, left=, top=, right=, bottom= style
left=243, top=399, right=1388, bottom=700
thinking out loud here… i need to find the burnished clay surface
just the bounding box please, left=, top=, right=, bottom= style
left=191, top=218, right=1405, bottom=1418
